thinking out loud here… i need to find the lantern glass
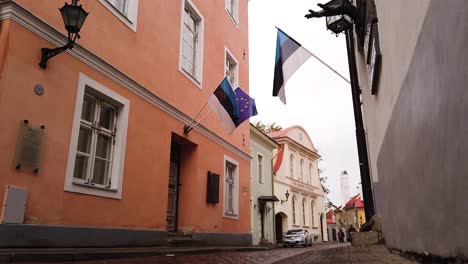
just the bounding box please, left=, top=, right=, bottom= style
left=60, top=2, right=88, bottom=34
left=326, top=14, right=353, bottom=34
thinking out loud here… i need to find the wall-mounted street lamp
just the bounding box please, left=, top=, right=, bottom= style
left=280, top=190, right=290, bottom=204
left=305, top=0, right=359, bottom=35
left=39, top=0, right=88, bottom=69
left=305, top=0, right=376, bottom=222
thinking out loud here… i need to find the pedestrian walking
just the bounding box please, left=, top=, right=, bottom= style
left=348, top=225, right=356, bottom=242
left=338, top=229, right=344, bottom=242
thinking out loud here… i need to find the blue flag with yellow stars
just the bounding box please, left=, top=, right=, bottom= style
left=234, top=87, right=258, bottom=126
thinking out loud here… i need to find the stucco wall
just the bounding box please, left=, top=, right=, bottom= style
left=0, top=0, right=252, bottom=243
left=272, top=127, right=327, bottom=241
left=360, top=0, right=468, bottom=258
left=250, top=129, right=276, bottom=245
left=356, top=0, right=431, bottom=183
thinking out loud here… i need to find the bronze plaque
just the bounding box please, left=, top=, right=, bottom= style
left=14, top=121, right=45, bottom=172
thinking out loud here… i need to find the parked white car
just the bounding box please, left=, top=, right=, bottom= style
left=282, top=229, right=312, bottom=247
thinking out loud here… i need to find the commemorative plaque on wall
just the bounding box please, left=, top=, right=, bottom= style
left=14, top=120, right=45, bottom=173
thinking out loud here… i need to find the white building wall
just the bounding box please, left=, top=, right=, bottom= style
left=356, top=0, right=431, bottom=183
left=250, top=127, right=277, bottom=245
left=272, top=126, right=328, bottom=242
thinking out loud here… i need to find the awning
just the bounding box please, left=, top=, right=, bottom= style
left=257, top=196, right=279, bottom=202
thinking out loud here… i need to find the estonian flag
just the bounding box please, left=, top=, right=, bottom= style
left=273, top=28, right=312, bottom=104
left=208, top=78, right=239, bottom=133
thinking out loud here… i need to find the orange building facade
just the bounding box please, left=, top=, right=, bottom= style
left=0, top=0, right=252, bottom=246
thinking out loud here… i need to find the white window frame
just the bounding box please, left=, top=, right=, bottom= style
left=225, top=0, right=239, bottom=27
left=99, top=0, right=139, bottom=32
left=289, top=154, right=294, bottom=178
left=224, top=46, right=239, bottom=89
left=179, top=0, right=204, bottom=89
left=311, top=200, right=315, bottom=227
left=309, top=163, right=313, bottom=184
left=292, top=195, right=296, bottom=225
left=302, top=198, right=307, bottom=226
left=300, top=159, right=304, bottom=182
left=257, top=153, right=263, bottom=184
left=223, top=155, right=239, bottom=219
left=64, top=73, right=130, bottom=199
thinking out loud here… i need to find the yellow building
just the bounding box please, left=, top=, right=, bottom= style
left=335, top=194, right=365, bottom=230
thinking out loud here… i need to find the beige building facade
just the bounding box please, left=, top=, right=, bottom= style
left=269, top=126, right=327, bottom=243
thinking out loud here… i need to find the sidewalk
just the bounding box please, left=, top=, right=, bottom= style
left=272, top=244, right=417, bottom=264
left=0, top=245, right=269, bottom=263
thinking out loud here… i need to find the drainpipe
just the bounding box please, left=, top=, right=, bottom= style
left=270, top=144, right=283, bottom=244
left=344, top=29, right=375, bottom=222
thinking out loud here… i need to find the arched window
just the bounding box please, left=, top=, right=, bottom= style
left=302, top=198, right=306, bottom=226
left=292, top=195, right=296, bottom=225
left=300, top=159, right=304, bottom=182
left=311, top=200, right=315, bottom=227
left=309, top=163, right=313, bottom=184
left=289, top=154, right=294, bottom=178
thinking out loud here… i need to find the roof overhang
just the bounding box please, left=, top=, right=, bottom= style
left=257, top=195, right=279, bottom=202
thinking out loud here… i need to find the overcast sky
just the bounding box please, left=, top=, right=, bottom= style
left=248, top=0, right=363, bottom=207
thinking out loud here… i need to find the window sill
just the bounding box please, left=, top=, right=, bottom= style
left=303, top=225, right=310, bottom=228
left=312, top=226, right=318, bottom=229
left=98, top=0, right=138, bottom=32
left=223, top=213, right=239, bottom=220
left=72, top=180, right=118, bottom=192
left=179, top=68, right=202, bottom=89
left=225, top=9, right=238, bottom=29
left=292, top=224, right=300, bottom=227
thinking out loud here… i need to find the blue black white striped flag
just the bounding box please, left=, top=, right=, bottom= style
left=273, top=28, right=312, bottom=104
left=208, top=78, right=239, bottom=133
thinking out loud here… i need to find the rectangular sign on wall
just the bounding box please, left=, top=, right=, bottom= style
left=1, top=186, right=28, bottom=224
left=207, top=171, right=220, bottom=204
left=14, top=120, right=44, bottom=173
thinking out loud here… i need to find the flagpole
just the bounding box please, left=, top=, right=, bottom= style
left=184, top=108, right=213, bottom=135
left=308, top=52, right=351, bottom=84
left=275, top=26, right=350, bottom=84
left=186, top=102, right=208, bottom=130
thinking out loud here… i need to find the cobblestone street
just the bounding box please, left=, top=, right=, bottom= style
left=18, top=243, right=417, bottom=264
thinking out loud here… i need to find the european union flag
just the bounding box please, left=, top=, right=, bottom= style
left=235, top=87, right=258, bottom=126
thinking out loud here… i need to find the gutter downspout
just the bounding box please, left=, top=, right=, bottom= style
left=344, top=29, right=375, bottom=222
left=270, top=144, right=283, bottom=244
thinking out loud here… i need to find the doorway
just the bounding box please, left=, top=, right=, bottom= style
left=320, top=213, right=324, bottom=241
left=166, top=141, right=181, bottom=232
left=275, top=212, right=287, bottom=243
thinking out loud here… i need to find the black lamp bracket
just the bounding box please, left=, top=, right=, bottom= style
left=39, top=32, right=80, bottom=69
left=305, top=0, right=359, bottom=21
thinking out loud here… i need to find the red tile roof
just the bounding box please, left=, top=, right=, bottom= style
left=355, top=199, right=364, bottom=209
left=343, top=194, right=364, bottom=210
left=326, top=210, right=335, bottom=224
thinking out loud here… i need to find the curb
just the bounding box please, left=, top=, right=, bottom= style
left=0, top=246, right=270, bottom=263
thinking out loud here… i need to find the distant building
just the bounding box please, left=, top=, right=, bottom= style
left=335, top=194, right=365, bottom=230
left=268, top=126, right=327, bottom=243
left=326, top=210, right=338, bottom=242
left=249, top=124, right=279, bottom=245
